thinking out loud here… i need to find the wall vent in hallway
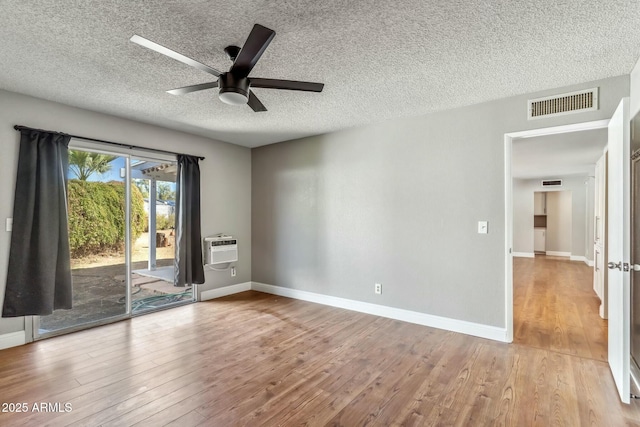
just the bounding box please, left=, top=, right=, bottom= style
left=528, top=88, right=598, bottom=119
left=541, top=179, right=562, bottom=187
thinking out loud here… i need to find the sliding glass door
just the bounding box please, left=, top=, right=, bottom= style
left=130, top=157, right=192, bottom=314
left=37, top=149, right=129, bottom=335
left=35, top=143, right=193, bottom=339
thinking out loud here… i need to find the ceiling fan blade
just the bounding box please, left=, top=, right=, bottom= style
left=166, top=81, right=219, bottom=95
left=130, top=34, right=222, bottom=77
left=247, top=91, right=267, bottom=112
left=230, top=24, right=275, bottom=78
left=250, top=78, right=324, bottom=92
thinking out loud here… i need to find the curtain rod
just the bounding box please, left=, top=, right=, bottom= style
left=13, top=125, right=205, bottom=161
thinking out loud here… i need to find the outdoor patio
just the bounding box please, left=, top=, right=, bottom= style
left=39, top=231, right=192, bottom=333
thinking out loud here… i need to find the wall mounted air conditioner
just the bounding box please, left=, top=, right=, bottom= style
left=204, top=235, right=238, bottom=265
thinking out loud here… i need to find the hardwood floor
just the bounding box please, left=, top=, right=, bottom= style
left=0, top=261, right=639, bottom=425
left=514, top=255, right=608, bottom=361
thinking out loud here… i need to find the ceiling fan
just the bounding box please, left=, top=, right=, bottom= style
left=130, top=24, right=324, bottom=112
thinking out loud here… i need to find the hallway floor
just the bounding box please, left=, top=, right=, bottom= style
left=514, top=255, right=607, bottom=361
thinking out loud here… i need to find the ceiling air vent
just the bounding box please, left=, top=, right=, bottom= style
left=528, top=88, right=598, bottom=120
left=541, top=179, right=562, bottom=187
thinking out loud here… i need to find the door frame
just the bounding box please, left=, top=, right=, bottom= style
left=504, top=119, right=610, bottom=342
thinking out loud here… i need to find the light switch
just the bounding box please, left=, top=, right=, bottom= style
left=6, top=218, right=12, bottom=232
left=478, top=221, right=488, bottom=234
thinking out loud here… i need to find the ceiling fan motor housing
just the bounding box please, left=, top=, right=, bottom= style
left=218, top=73, right=249, bottom=105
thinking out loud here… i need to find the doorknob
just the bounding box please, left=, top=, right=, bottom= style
left=608, top=261, right=622, bottom=270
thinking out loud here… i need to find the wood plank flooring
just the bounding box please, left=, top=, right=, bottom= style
left=514, top=255, right=608, bottom=361
left=0, top=257, right=638, bottom=425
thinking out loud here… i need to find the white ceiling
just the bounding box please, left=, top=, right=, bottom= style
left=512, top=128, right=608, bottom=179
left=1, top=1, right=640, bottom=148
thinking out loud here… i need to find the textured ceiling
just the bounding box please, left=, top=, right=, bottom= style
left=512, top=128, right=607, bottom=179
left=1, top=1, right=640, bottom=147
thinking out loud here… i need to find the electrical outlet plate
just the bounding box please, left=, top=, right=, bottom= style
left=231, top=266, right=236, bottom=277
left=6, top=218, right=12, bottom=232
left=375, top=283, right=382, bottom=294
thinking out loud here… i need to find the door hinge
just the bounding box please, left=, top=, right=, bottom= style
left=624, top=262, right=630, bottom=272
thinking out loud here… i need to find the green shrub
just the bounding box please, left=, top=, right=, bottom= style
left=68, top=180, right=145, bottom=257
left=156, top=213, right=175, bottom=231
left=142, top=213, right=175, bottom=232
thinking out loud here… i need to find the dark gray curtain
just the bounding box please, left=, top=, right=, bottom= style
left=174, top=155, right=205, bottom=286
left=2, top=129, right=72, bottom=317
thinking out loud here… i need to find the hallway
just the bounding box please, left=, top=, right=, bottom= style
left=513, top=255, right=607, bottom=361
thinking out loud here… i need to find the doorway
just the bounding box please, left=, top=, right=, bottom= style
left=35, top=143, right=193, bottom=338
left=504, top=119, right=609, bottom=342
left=532, top=190, right=573, bottom=256
left=130, top=156, right=192, bottom=314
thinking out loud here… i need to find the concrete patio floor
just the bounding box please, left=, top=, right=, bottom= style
left=39, top=259, right=193, bottom=333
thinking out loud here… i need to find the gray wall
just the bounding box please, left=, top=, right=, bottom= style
left=513, top=176, right=593, bottom=260
left=0, top=89, right=252, bottom=336
left=252, top=75, right=628, bottom=328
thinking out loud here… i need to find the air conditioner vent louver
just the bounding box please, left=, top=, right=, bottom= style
left=542, top=179, right=562, bottom=187
left=528, top=88, right=598, bottom=119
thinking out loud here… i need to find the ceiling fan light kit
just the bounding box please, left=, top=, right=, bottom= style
left=218, top=74, right=249, bottom=105
left=218, top=91, right=248, bottom=106
left=130, top=24, right=324, bottom=112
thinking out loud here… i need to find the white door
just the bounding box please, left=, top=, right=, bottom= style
left=607, top=97, right=631, bottom=404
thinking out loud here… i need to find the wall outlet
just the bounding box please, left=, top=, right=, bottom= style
left=375, top=283, right=382, bottom=294
left=231, top=266, right=236, bottom=277
left=6, top=218, right=12, bottom=232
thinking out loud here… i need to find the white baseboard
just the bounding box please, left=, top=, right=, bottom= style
left=0, top=331, right=26, bottom=350
left=569, top=255, right=594, bottom=267
left=513, top=252, right=535, bottom=258
left=200, top=282, right=252, bottom=301
left=251, top=282, right=508, bottom=342
left=546, top=251, right=571, bottom=257
left=585, top=259, right=594, bottom=267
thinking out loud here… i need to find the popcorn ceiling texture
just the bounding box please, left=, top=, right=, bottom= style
left=1, top=1, right=640, bottom=147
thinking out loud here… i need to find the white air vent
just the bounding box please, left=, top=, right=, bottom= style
left=541, top=179, right=562, bottom=187
left=528, top=88, right=598, bottom=120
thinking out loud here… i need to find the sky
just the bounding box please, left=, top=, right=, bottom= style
left=68, top=156, right=126, bottom=182
left=68, top=155, right=176, bottom=194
